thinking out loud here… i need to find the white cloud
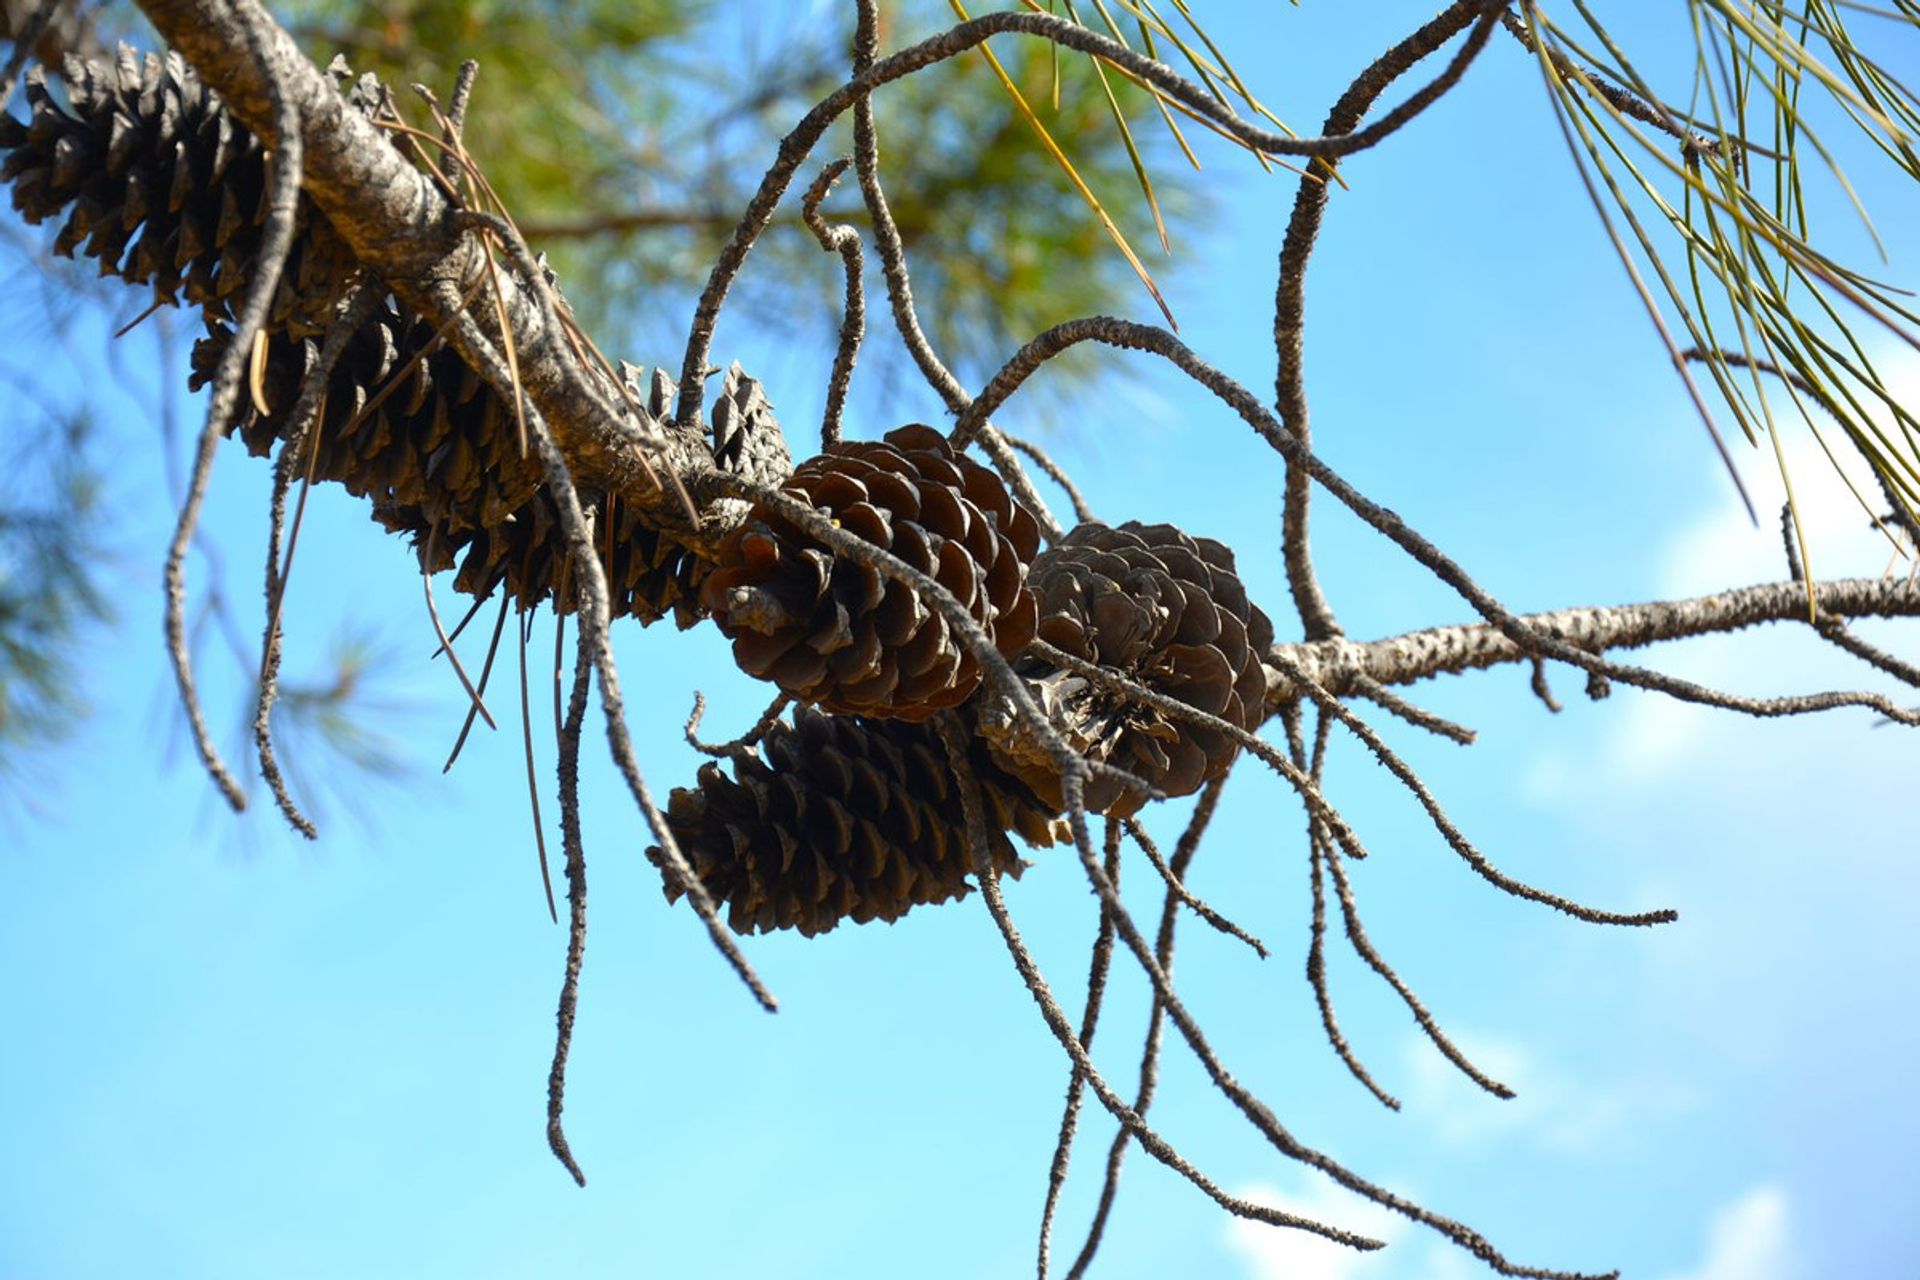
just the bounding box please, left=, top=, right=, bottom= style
left=1398, top=1030, right=1696, bottom=1155
left=1560, top=346, right=1920, bottom=792
left=1224, top=1180, right=1410, bottom=1280
left=1661, top=1186, right=1793, bottom=1280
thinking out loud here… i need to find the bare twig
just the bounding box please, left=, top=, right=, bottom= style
left=1268, top=647, right=1674, bottom=927
left=1065, top=779, right=1226, bottom=1279
left=846, top=0, right=1066, bottom=545
left=801, top=158, right=865, bottom=449
left=960, top=316, right=1920, bottom=728
left=254, top=446, right=317, bottom=838
left=1003, top=432, right=1097, bottom=525
left=1122, top=818, right=1269, bottom=959
left=1276, top=0, right=1490, bottom=642
left=164, top=2, right=308, bottom=815
left=434, top=304, right=776, bottom=1011
left=684, top=690, right=791, bottom=764
left=1295, top=709, right=1400, bottom=1109
left=1038, top=820, right=1123, bottom=1280
left=1347, top=671, right=1477, bottom=744
left=932, top=717, right=1379, bottom=1250
left=546, top=616, right=594, bottom=1186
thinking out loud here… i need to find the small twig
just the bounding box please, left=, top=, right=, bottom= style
left=1530, top=655, right=1565, bottom=713
left=1275, top=0, right=1490, bottom=642
left=931, top=718, right=1378, bottom=1250
left=1038, top=819, right=1123, bottom=1280
left=1267, top=647, right=1673, bottom=927
left=846, top=0, right=1065, bottom=543
left=1294, top=709, right=1399, bottom=1110
left=546, top=616, right=595, bottom=1186
left=446, top=59, right=479, bottom=139
left=165, top=5, right=308, bottom=815
left=1324, top=836, right=1515, bottom=1099
left=1122, top=818, right=1268, bottom=959
left=1347, top=671, right=1477, bottom=744
left=684, top=690, right=791, bottom=764
left=800, top=158, right=865, bottom=449
left=254, top=446, right=317, bottom=838
left=1064, top=778, right=1226, bottom=1280
left=447, top=310, right=776, bottom=1012
left=1002, top=432, right=1096, bottom=525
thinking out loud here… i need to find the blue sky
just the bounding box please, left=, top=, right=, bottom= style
left=3, top=5, right=1918, bottom=1279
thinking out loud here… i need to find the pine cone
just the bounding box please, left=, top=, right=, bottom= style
left=651, top=707, right=1060, bottom=937
left=700, top=425, right=1041, bottom=720
left=999, top=521, right=1274, bottom=816
left=0, top=48, right=365, bottom=338
left=191, top=297, right=781, bottom=625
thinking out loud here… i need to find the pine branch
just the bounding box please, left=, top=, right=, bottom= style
left=1268, top=576, right=1920, bottom=702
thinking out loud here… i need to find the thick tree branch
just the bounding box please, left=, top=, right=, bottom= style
left=1268, top=576, right=1920, bottom=702
left=132, top=0, right=715, bottom=546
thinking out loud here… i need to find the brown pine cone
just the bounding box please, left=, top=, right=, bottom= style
left=1, top=49, right=366, bottom=339
left=650, top=707, right=1060, bottom=937
left=700, top=425, right=1041, bottom=721
left=191, top=296, right=782, bottom=626
left=999, top=520, right=1274, bottom=816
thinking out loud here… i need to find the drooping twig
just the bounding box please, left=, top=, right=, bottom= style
left=1293, top=708, right=1400, bottom=1110
left=1048, top=770, right=1602, bottom=1277
left=440, top=307, right=777, bottom=1015
left=164, top=3, right=307, bottom=815
left=254, top=446, right=317, bottom=838
left=1122, top=818, right=1269, bottom=959
left=1326, top=833, right=1516, bottom=1100
left=1003, top=432, right=1097, bottom=525
left=800, top=158, right=865, bottom=449
left=961, top=316, right=1920, bottom=728
left=1275, top=0, right=1490, bottom=642
left=846, top=0, right=1065, bottom=544
left=1038, top=819, right=1123, bottom=1280
left=1065, top=778, right=1226, bottom=1280
left=1529, top=655, right=1565, bottom=713
left=930, top=717, right=1380, bottom=1250
left=1267, top=647, right=1673, bottom=928
left=546, top=614, right=594, bottom=1187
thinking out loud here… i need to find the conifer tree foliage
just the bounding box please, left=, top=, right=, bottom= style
left=4, top=1, right=1919, bottom=1274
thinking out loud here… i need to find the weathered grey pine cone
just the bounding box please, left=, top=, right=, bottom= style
left=998, top=520, right=1274, bottom=816
left=700, top=424, right=1042, bottom=721
left=651, top=706, right=1060, bottom=937
left=0, top=48, right=367, bottom=339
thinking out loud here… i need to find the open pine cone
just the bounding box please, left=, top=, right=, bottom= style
left=998, top=520, right=1274, bottom=816
left=1, top=49, right=366, bottom=339
left=651, top=707, right=1059, bottom=937
left=700, top=425, right=1041, bottom=721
